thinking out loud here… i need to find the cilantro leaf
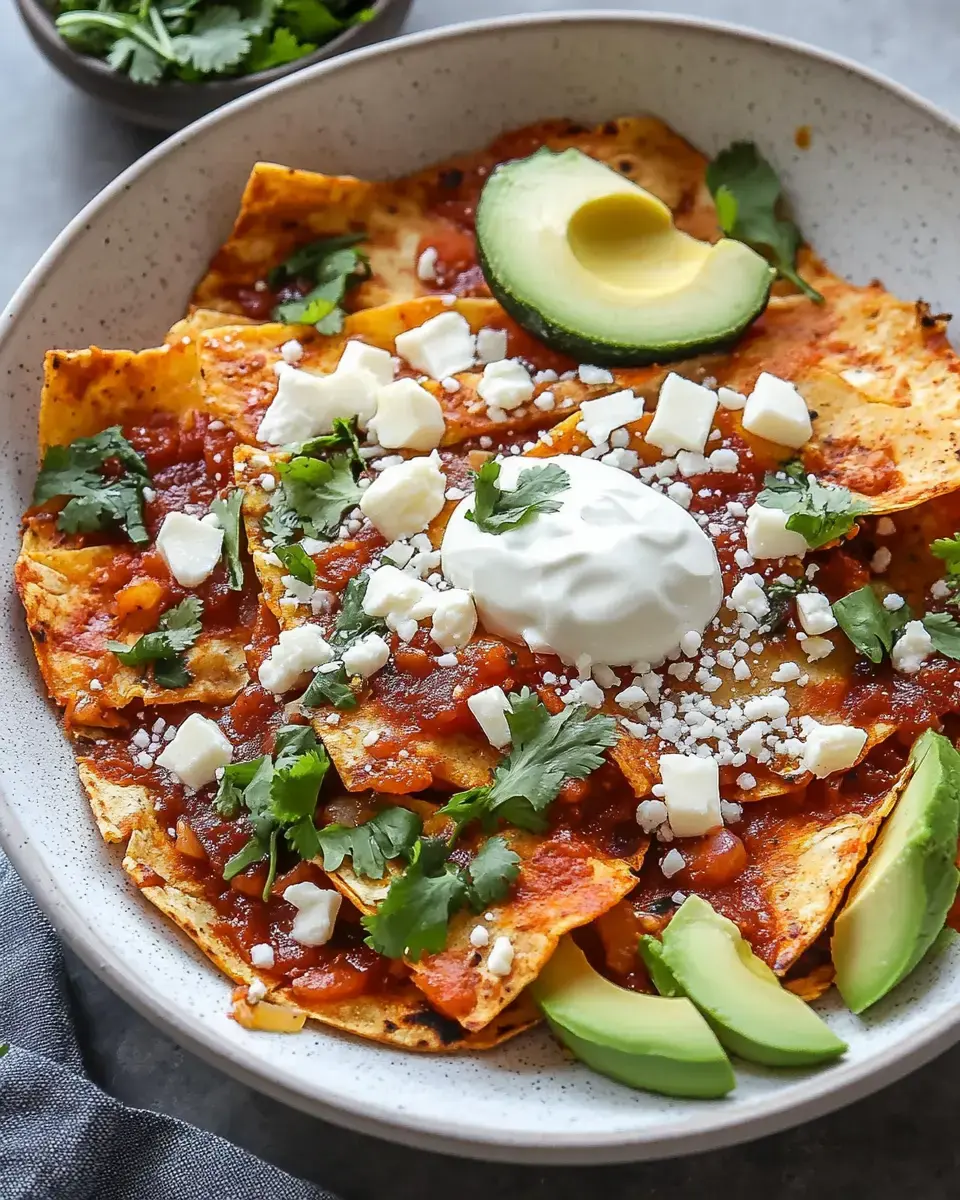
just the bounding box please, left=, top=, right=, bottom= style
left=261, top=486, right=301, bottom=545
left=213, top=757, right=266, bottom=818
left=274, top=453, right=362, bottom=540
left=223, top=834, right=270, bottom=881
left=706, top=141, right=822, bottom=303
left=930, top=532, right=960, bottom=609
left=274, top=542, right=316, bottom=585
left=269, top=749, right=329, bottom=824
left=466, top=460, right=570, bottom=534
left=301, top=662, right=357, bottom=710
left=318, top=806, right=422, bottom=879
left=465, top=836, right=520, bottom=909
left=273, top=723, right=321, bottom=766
left=283, top=0, right=342, bottom=39
left=170, top=5, right=251, bottom=73
left=761, top=574, right=809, bottom=635
left=269, top=234, right=370, bottom=332
left=361, top=838, right=467, bottom=959
left=107, top=34, right=165, bottom=82
left=832, top=586, right=911, bottom=663
left=34, top=426, right=150, bottom=544
left=757, top=461, right=868, bottom=550
left=210, top=489, right=245, bottom=591
left=245, top=25, right=314, bottom=71
left=106, top=597, right=202, bottom=688
left=297, top=416, right=362, bottom=467
left=330, top=573, right=387, bottom=650
left=922, top=611, right=960, bottom=659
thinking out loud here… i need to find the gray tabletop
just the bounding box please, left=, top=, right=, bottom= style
left=5, top=1, right=960, bottom=1194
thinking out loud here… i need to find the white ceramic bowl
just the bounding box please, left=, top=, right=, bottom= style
left=3, top=11, right=960, bottom=1165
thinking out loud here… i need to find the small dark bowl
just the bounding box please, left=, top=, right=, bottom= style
left=15, top=0, right=412, bottom=131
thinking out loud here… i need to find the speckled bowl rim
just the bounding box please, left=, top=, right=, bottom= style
left=4, top=10, right=960, bottom=1164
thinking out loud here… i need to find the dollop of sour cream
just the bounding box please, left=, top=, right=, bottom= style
left=441, top=454, right=722, bottom=668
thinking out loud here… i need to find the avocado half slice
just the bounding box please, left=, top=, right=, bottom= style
left=530, top=936, right=734, bottom=1099
left=475, top=148, right=774, bottom=366
left=659, top=896, right=847, bottom=1067
left=832, top=729, right=960, bottom=1014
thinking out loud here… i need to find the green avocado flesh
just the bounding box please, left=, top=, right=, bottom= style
left=530, top=936, right=734, bottom=1099
left=660, top=896, right=847, bottom=1068
left=832, top=729, right=960, bottom=1014
left=475, top=148, right=774, bottom=366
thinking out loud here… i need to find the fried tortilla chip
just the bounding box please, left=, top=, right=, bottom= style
left=192, top=117, right=719, bottom=317
left=81, top=757, right=537, bottom=1050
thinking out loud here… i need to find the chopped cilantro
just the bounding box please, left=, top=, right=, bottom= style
left=217, top=725, right=330, bottom=899
left=274, top=542, right=316, bottom=585
left=832, top=586, right=912, bottom=663
left=268, top=453, right=362, bottom=544
left=105, top=597, right=203, bottom=687
left=318, top=806, right=422, bottom=879
left=210, top=489, right=245, bottom=591
left=300, top=662, right=357, bottom=710
left=363, top=692, right=614, bottom=958
left=931, top=532, right=960, bottom=574
left=761, top=574, right=809, bottom=635
left=297, top=416, right=362, bottom=467
left=758, top=460, right=868, bottom=550
left=270, top=234, right=370, bottom=334
left=330, top=573, right=387, bottom=650
left=466, top=460, right=570, bottom=535
left=921, top=611, right=960, bottom=659
left=33, top=425, right=150, bottom=544
left=705, top=141, right=823, bottom=303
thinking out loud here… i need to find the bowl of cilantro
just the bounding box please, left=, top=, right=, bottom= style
left=15, top=0, right=411, bottom=131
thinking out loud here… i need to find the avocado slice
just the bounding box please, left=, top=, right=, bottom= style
left=660, top=896, right=847, bottom=1067
left=476, top=148, right=774, bottom=366
left=832, top=729, right=960, bottom=1014
left=638, top=934, right=682, bottom=997
left=530, top=935, right=734, bottom=1098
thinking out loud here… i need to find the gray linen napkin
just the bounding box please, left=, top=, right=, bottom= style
left=0, top=853, right=334, bottom=1200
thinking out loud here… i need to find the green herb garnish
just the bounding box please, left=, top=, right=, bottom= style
left=318, top=806, right=422, bottom=879
left=362, top=691, right=616, bottom=958
left=300, top=662, right=357, bottom=710
left=54, top=1, right=373, bottom=87
left=297, top=416, right=363, bottom=467
left=706, top=141, right=823, bottom=302
left=274, top=542, right=316, bottom=585
left=329, top=573, right=387, bottom=651
left=270, top=234, right=371, bottom=334
left=466, top=460, right=570, bottom=535
left=210, top=489, right=245, bottom=591
left=33, top=425, right=150, bottom=544
left=758, top=460, right=868, bottom=550
left=831, top=586, right=912, bottom=663
left=218, top=724, right=330, bottom=899
left=106, top=597, right=203, bottom=687
left=761, top=574, right=809, bottom=635
left=920, top=611, right=960, bottom=660
left=264, top=453, right=361, bottom=546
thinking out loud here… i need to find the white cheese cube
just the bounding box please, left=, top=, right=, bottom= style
left=416, top=246, right=438, bottom=282
left=359, top=454, right=447, bottom=541
left=430, top=588, right=477, bottom=651
left=477, top=359, right=535, bottom=411
left=717, top=386, right=746, bottom=410
left=258, top=625, right=333, bottom=694
left=658, top=754, right=723, bottom=838
left=476, top=327, right=508, bottom=364
left=283, top=882, right=342, bottom=947
left=467, top=685, right=512, bottom=748
left=156, top=511, right=223, bottom=588
left=361, top=564, right=438, bottom=624
left=249, top=943, right=275, bottom=969
left=660, top=848, right=686, bottom=879
left=890, top=620, right=934, bottom=674
left=342, top=632, right=391, bottom=679
left=469, top=924, right=490, bottom=948
left=579, top=389, right=645, bottom=447
left=369, top=377, right=445, bottom=451
left=803, top=636, right=835, bottom=662
left=796, top=591, right=837, bottom=635
left=258, top=365, right=378, bottom=444
left=742, top=373, right=813, bottom=449
left=156, top=713, right=232, bottom=790
left=745, top=503, right=808, bottom=559
left=336, top=339, right=396, bottom=386
left=729, top=573, right=770, bottom=620
left=800, top=721, right=867, bottom=778
left=486, top=935, right=515, bottom=977
left=395, top=311, right=475, bottom=379
left=645, top=373, right=718, bottom=454
left=578, top=364, right=615, bottom=385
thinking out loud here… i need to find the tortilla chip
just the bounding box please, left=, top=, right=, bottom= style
left=192, top=117, right=719, bottom=317
left=784, top=963, right=835, bottom=1002
left=165, top=309, right=259, bottom=345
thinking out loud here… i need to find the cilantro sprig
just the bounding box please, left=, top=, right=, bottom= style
left=296, top=416, right=363, bottom=467
left=362, top=691, right=617, bottom=959
left=106, top=597, right=203, bottom=688
left=301, top=662, right=357, bottom=709
left=217, top=724, right=331, bottom=899
left=329, top=573, right=387, bottom=651
left=33, top=426, right=151, bottom=544
left=262, top=452, right=362, bottom=545
left=706, top=141, right=823, bottom=303
left=758, top=460, right=868, bottom=550
left=210, top=489, right=245, bottom=591
left=930, top=532, right=960, bottom=607
left=318, top=806, right=422, bottom=879
left=55, top=1, right=374, bottom=87
left=831, top=586, right=960, bottom=664
left=466, top=460, right=570, bottom=535
left=269, top=234, right=371, bottom=334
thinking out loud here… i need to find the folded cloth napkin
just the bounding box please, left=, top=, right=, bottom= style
left=0, top=853, right=334, bottom=1200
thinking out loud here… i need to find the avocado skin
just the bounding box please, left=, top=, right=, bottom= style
left=532, top=936, right=735, bottom=1099
left=475, top=150, right=773, bottom=367
left=832, top=729, right=960, bottom=1014
left=660, top=896, right=847, bottom=1068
